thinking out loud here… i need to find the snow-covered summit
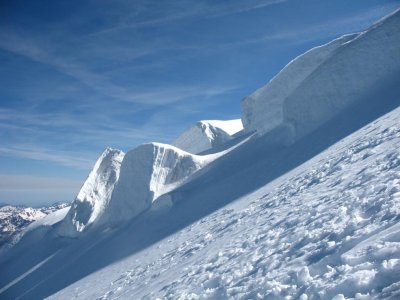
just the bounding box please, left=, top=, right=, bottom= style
left=172, top=119, right=243, bottom=154
left=58, top=147, right=124, bottom=237
left=242, top=8, right=400, bottom=142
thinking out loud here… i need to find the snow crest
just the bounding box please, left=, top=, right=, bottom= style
left=242, top=9, right=400, bottom=142
left=58, top=148, right=124, bottom=237
left=172, top=119, right=243, bottom=154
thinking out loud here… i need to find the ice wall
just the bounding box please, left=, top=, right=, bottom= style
left=100, top=143, right=206, bottom=226
left=58, top=148, right=124, bottom=237
left=242, top=9, right=400, bottom=142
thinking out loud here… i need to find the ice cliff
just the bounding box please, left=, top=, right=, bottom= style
left=59, top=143, right=208, bottom=237
left=100, top=143, right=207, bottom=226
left=242, top=9, right=400, bottom=142
left=58, top=148, right=124, bottom=237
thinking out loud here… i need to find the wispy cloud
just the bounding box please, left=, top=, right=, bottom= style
left=92, top=0, right=289, bottom=35
left=195, top=2, right=400, bottom=51
left=0, top=30, right=237, bottom=107
left=117, top=85, right=240, bottom=105
left=0, top=145, right=94, bottom=169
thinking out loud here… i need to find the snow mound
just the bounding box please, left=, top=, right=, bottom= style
left=242, top=9, right=400, bottom=142
left=58, top=148, right=124, bottom=237
left=101, top=143, right=208, bottom=226
left=172, top=119, right=243, bottom=154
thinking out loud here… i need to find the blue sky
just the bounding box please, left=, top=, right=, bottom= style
left=1, top=0, right=399, bottom=206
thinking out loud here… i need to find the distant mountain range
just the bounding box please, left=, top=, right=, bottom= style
left=0, top=203, right=70, bottom=250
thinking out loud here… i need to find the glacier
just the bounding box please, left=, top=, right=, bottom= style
left=0, top=8, right=399, bottom=300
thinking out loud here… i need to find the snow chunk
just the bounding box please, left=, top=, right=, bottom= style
left=242, top=9, right=400, bottom=142
left=172, top=119, right=243, bottom=154
left=297, top=266, right=312, bottom=284
left=58, top=148, right=124, bottom=237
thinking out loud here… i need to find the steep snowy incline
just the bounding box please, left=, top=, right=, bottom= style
left=100, top=143, right=211, bottom=227
left=51, top=106, right=400, bottom=300
left=58, top=148, right=124, bottom=237
left=242, top=8, right=400, bottom=142
left=172, top=119, right=243, bottom=154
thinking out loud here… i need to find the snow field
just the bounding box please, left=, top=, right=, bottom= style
left=51, top=107, right=400, bottom=300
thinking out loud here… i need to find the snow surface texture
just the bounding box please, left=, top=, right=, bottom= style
left=242, top=9, right=400, bottom=143
left=172, top=119, right=243, bottom=154
left=58, top=148, right=124, bottom=237
left=50, top=102, right=400, bottom=300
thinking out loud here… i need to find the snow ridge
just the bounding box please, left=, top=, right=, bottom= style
left=58, top=143, right=211, bottom=236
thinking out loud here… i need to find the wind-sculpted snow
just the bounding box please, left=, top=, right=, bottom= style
left=59, top=143, right=216, bottom=237
left=1, top=8, right=399, bottom=299
left=101, top=143, right=209, bottom=226
left=51, top=107, right=400, bottom=300
left=172, top=119, right=243, bottom=154
left=58, top=148, right=124, bottom=237
left=242, top=9, right=400, bottom=143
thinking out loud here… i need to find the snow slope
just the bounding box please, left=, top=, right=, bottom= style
left=172, top=119, right=243, bottom=154
left=49, top=103, right=400, bottom=300
left=58, top=148, right=124, bottom=237
left=242, top=9, right=400, bottom=143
